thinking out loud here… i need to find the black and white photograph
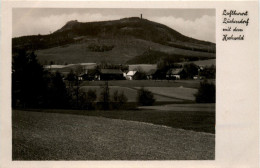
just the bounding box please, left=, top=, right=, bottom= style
left=11, top=8, right=216, bottom=160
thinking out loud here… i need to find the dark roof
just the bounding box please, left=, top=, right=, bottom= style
left=100, top=69, right=123, bottom=74
left=87, top=69, right=99, bottom=75
left=146, top=69, right=157, bottom=75
left=78, top=69, right=99, bottom=77
left=166, top=68, right=183, bottom=75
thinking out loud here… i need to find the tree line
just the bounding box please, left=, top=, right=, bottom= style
left=12, top=50, right=215, bottom=109
left=12, top=50, right=158, bottom=109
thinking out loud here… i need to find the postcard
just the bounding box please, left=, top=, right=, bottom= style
left=0, top=0, right=259, bottom=168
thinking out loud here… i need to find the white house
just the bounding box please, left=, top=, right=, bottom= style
left=126, top=71, right=137, bottom=80
left=166, top=68, right=184, bottom=80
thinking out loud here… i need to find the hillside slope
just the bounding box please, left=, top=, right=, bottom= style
left=13, top=17, right=216, bottom=64
left=36, top=37, right=215, bottom=64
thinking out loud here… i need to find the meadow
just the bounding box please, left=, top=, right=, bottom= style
left=36, top=37, right=215, bottom=65
left=80, top=86, right=184, bottom=102
left=12, top=79, right=215, bottom=160
left=79, top=80, right=215, bottom=103
left=13, top=109, right=215, bottom=160
left=80, top=79, right=214, bottom=89
left=134, top=87, right=197, bottom=101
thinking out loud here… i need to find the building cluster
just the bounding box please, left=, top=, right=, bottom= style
left=46, top=61, right=213, bottom=81
left=76, top=65, right=205, bottom=81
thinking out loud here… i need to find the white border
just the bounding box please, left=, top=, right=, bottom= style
left=1, top=1, right=259, bottom=168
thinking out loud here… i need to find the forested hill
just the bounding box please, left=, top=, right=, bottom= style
left=12, top=17, right=216, bottom=64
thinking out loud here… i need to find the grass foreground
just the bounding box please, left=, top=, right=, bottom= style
left=14, top=106, right=215, bottom=134
left=13, top=110, right=215, bottom=160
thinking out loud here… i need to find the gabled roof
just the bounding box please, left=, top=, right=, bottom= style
left=79, top=69, right=98, bottom=76
left=167, top=68, right=183, bottom=75
left=126, top=71, right=137, bottom=76
left=87, top=69, right=99, bottom=75
left=100, top=69, right=123, bottom=74
left=146, top=69, right=157, bottom=75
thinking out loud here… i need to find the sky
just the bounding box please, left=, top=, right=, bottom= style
left=13, top=8, right=215, bottom=43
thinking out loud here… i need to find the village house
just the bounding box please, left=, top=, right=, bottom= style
left=126, top=70, right=147, bottom=80
left=79, top=69, right=100, bottom=81
left=146, top=69, right=156, bottom=80
left=99, top=69, right=124, bottom=80
left=126, top=70, right=137, bottom=80
left=166, top=68, right=184, bottom=80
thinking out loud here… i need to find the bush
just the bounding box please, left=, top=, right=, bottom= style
left=112, top=90, right=128, bottom=109
left=133, top=71, right=147, bottom=80
left=47, top=71, right=70, bottom=108
left=78, top=92, right=87, bottom=109
left=78, top=89, right=97, bottom=110
left=182, top=63, right=199, bottom=79
left=85, top=89, right=97, bottom=109
left=99, top=81, right=110, bottom=110
left=199, top=65, right=216, bottom=79
left=137, top=87, right=155, bottom=106
left=194, top=80, right=215, bottom=103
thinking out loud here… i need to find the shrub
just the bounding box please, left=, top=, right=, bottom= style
left=47, top=71, right=70, bottom=108
left=78, top=89, right=97, bottom=109
left=137, top=87, right=155, bottom=106
left=113, top=90, right=120, bottom=102
left=118, top=91, right=128, bottom=105
left=99, top=81, right=110, bottom=110
left=78, top=92, right=87, bottom=109
left=85, top=89, right=97, bottom=109
left=133, top=71, right=147, bottom=80
left=194, top=80, right=215, bottom=103
left=199, top=65, right=216, bottom=79
left=112, top=90, right=128, bottom=109
left=182, top=63, right=199, bottom=79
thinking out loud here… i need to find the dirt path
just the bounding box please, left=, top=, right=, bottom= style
left=13, top=110, right=215, bottom=160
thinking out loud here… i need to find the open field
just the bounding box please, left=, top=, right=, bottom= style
left=80, top=86, right=183, bottom=102
left=192, top=59, right=216, bottom=67
left=36, top=37, right=215, bottom=65
left=79, top=80, right=216, bottom=102
left=13, top=107, right=215, bottom=133
left=80, top=79, right=215, bottom=89
left=139, top=103, right=215, bottom=112
left=135, top=87, right=197, bottom=101
left=13, top=110, right=215, bottom=160
left=178, top=59, right=216, bottom=67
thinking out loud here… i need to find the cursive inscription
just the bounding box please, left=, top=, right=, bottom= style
left=222, top=9, right=249, bottom=41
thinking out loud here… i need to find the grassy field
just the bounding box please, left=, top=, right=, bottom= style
left=13, top=110, right=215, bottom=160
left=192, top=59, right=216, bottom=67
left=80, top=79, right=214, bottom=89
left=36, top=37, right=215, bottom=65
left=80, top=80, right=201, bottom=102
left=79, top=80, right=216, bottom=104
left=14, top=107, right=215, bottom=134
left=135, top=87, right=197, bottom=101
left=139, top=103, right=215, bottom=112
left=178, top=59, right=216, bottom=67
left=80, top=86, right=183, bottom=102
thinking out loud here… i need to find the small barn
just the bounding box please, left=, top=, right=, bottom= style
left=166, top=68, right=184, bottom=80
left=126, top=70, right=147, bottom=80
left=79, top=69, right=100, bottom=81
left=100, top=69, right=124, bottom=80
left=153, top=69, right=167, bottom=80
left=146, top=69, right=157, bottom=80
left=126, top=71, right=137, bottom=80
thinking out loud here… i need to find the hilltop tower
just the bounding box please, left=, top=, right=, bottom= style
left=140, top=14, right=142, bottom=19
